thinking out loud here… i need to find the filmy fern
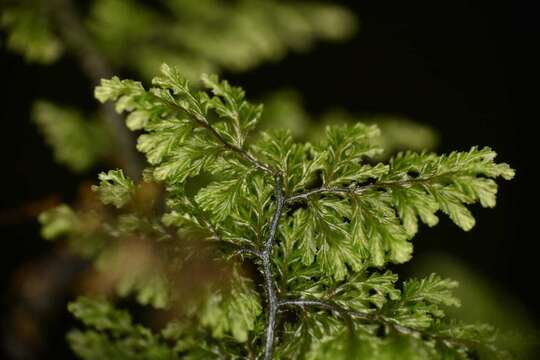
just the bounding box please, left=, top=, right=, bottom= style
left=42, top=64, right=516, bottom=359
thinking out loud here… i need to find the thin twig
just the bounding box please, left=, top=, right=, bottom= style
left=278, top=299, right=371, bottom=319
left=232, top=247, right=263, bottom=259
left=162, top=86, right=281, bottom=360
left=279, top=298, right=491, bottom=351
left=262, top=175, right=285, bottom=360
left=193, top=117, right=274, bottom=174
left=172, top=113, right=281, bottom=358
left=286, top=187, right=356, bottom=202
left=48, top=0, right=142, bottom=179
left=285, top=175, right=454, bottom=203
left=160, top=98, right=275, bottom=175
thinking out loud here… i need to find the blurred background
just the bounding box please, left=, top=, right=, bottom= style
left=1, top=0, right=537, bottom=358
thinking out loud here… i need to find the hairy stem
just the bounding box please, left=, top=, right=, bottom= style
left=48, top=0, right=142, bottom=178
left=262, top=175, right=285, bottom=360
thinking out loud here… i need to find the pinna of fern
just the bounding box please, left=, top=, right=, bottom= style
left=43, top=63, right=516, bottom=359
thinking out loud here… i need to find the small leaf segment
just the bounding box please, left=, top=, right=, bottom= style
left=60, top=64, right=514, bottom=359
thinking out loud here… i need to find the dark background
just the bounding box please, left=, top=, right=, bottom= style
left=1, top=1, right=537, bottom=358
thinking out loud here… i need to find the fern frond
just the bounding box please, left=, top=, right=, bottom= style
left=52, top=65, right=518, bottom=359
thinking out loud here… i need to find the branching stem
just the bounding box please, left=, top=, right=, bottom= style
left=114, top=64, right=489, bottom=358
left=233, top=247, right=263, bottom=259
left=260, top=174, right=450, bottom=358
left=261, top=175, right=285, bottom=360
left=160, top=98, right=275, bottom=175
left=279, top=298, right=490, bottom=351
left=286, top=175, right=454, bottom=203
left=37, top=7, right=506, bottom=357
left=193, top=117, right=274, bottom=174
left=162, top=86, right=282, bottom=358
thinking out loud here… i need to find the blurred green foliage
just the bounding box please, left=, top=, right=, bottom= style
left=1, top=2, right=63, bottom=63
left=32, top=101, right=112, bottom=172
left=2, top=0, right=357, bottom=75
left=261, top=90, right=439, bottom=159
left=1, top=0, right=439, bottom=174
left=1, top=0, right=360, bottom=174
left=88, top=0, right=357, bottom=80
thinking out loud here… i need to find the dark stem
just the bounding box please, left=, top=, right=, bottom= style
left=286, top=187, right=356, bottom=202
left=278, top=299, right=371, bottom=319
left=159, top=98, right=274, bottom=175
left=192, top=115, right=274, bottom=174
left=48, top=0, right=142, bottom=179
left=232, top=247, right=263, bottom=259
left=279, top=298, right=491, bottom=351
left=162, top=90, right=280, bottom=360
left=262, top=175, right=285, bottom=360
left=286, top=174, right=454, bottom=203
